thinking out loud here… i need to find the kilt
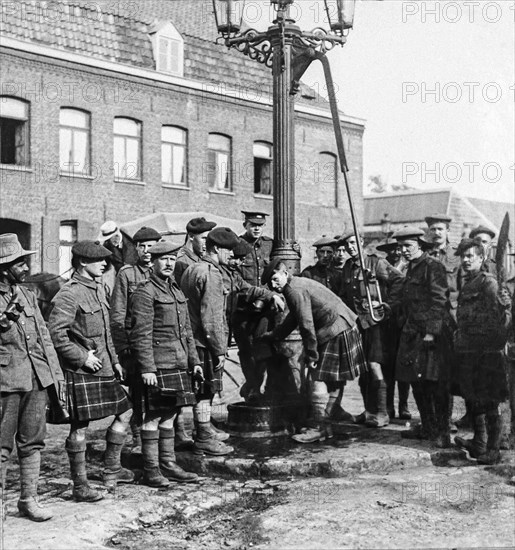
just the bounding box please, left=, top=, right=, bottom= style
left=360, top=323, right=386, bottom=364
left=314, top=325, right=368, bottom=383
left=65, top=372, right=131, bottom=422
left=142, top=369, right=196, bottom=413
left=197, top=347, right=224, bottom=397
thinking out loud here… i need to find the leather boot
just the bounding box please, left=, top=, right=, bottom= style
left=366, top=380, right=390, bottom=428
left=159, top=428, right=197, bottom=483
left=66, top=438, right=103, bottom=502
left=103, top=428, right=134, bottom=486
left=193, top=422, right=233, bottom=456
left=402, top=384, right=430, bottom=440
left=455, top=400, right=473, bottom=430
left=209, top=422, right=230, bottom=442
left=141, top=430, right=170, bottom=487
left=174, top=412, right=194, bottom=450
left=17, top=452, right=52, bottom=522
left=130, top=424, right=142, bottom=454
left=398, top=382, right=411, bottom=420
left=477, top=410, right=503, bottom=465
left=455, top=414, right=487, bottom=458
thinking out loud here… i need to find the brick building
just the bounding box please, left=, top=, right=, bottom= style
left=0, top=0, right=365, bottom=273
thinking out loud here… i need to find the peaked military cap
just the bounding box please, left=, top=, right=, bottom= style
left=133, top=226, right=161, bottom=243
left=207, top=227, right=240, bottom=249
left=424, top=213, right=452, bottom=227
left=186, top=217, right=217, bottom=234
left=242, top=211, right=269, bottom=225
left=454, top=237, right=485, bottom=256
left=148, top=240, right=182, bottom=257
left=392, top=226, right=425, bottom=241
left=72, top=240, right=112, bottom=259
left=233, top=238, right=252, bottom=258
left=469, top=225, right=495, bottom=239
left=313, top=236, right=337, bottom=248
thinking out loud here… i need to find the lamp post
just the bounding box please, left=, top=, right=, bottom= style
left=212, top=0, right=356, bottom=272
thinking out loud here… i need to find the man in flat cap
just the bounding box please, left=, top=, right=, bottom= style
left=181, top=228, right=284, bottom=455
left=390, top=226, right=455, bottom=447
left=174, top=217, right=217, bottom=285
left=301, top=236, right=342, bottom=294
left=0, top=234, right=64, bottom=521
left=261, top=260, right=367, bottom=443
left=130, top=240, right=200, bottom=486
left=49, top=241, right=133, bottom=502
left=110, top=227, right=161, bottom=453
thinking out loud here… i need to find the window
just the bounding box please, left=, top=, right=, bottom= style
left=59, top=220, right=77, bottom=278
left=253, top=141, right=272, bottom=195
left=113, top=118, right=141, bottom=181
left=149, top=21, right=184, bottom=77
left=0, top=97, right=29, bottom=166
left=59, top=108, right=90, bottom=175
left=206, top=133, right=232, bottom=192
left=161, top=126, right=187, bottom=186
left=319, top=152, right=338, bottom=207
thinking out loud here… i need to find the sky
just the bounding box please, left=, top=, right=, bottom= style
left=248, top=0, right=514, bottom=203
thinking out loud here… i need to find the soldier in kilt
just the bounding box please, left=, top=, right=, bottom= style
left=49, top=241, right=133, bottom=502
left=390, top=226, right=455, bottom=448
left=454, top=238, right=511, bottom=464
left=261, top=260, right=367, bottom=443
left=130, top=240, right=200, bottom=487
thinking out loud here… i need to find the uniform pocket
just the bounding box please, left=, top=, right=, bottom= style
left=78, top=304, right=103, bottom=337
left=0, top=351, right=12, bottom=367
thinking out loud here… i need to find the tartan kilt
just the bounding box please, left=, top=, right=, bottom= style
left=197, top=347, right=224, bottom=396
left=142, top=369, right=196, bottom=413
left=314, top=325, right=368, bottom=383
left=65, top=372, right=131, bottom=422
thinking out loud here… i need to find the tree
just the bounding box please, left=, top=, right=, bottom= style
left=367, top=174, right=388, bottom=193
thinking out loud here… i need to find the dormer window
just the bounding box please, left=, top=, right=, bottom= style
left=149, top=21, right=184, bottom=77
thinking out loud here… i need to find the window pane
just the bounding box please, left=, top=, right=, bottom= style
left=162, top=126, right=185, bottom=144
left=73, top=131, right=88, bottom=173
left=158, top=37, right=169, bottom=72
left=59, top=128, right=72, bottom=169
left=60, top=108, right=88, bottom=128
left=0, top=97, right=28, bottom=119
left=172, top=145, right=185, bottom=184
left=114, top=118, right=139, bottom=136
left=217, top=152, right=229, bottom=190
left=208, top=133, right=230, bottom=151
left=113, top=136, right=126, bottom=178
left=161, top=143, right=172, bottom=183
left=125, top=138, right=140, bottom=179
left=169, top=40, right=180, bottom=73
left=253, top=142, right=271, bottom=158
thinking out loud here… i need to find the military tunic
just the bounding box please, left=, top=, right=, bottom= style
left=301, top=263, right=342, bottom=295
left=174, top=246, right=200, bottom=285
left=239, top=234, right=273, bottom=287
left=429, top=242, right=460, bottom=312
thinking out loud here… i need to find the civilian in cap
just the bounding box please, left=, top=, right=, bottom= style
left=453, top=237, right=511, bottom=464
left=260, top=261, right=367, bottom=443
left=332, top=235, right=348, bottom=272
left=390, top=226, right=455, bottom=447
left=129, top=240, right=200, bottom=486
left=181, top=228, right=284, bottom=454
left=97, top=221, right=138, bottom=274
left=0, top=234, right=64, bottom=521
left=110, top=227, right=161, bottom=454
left=301, top=236, right=342, bottom=294
left=49, top=241, right=133, bottom=502
left=338, top=231, right=398, bottom=428
left=174, top=217, right=217, bottom=285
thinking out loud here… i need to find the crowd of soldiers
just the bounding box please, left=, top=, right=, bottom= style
left=0, top=210, right=513, bottom=522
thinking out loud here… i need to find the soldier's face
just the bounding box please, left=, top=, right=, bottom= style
left=344, top=236, right=362, bottom=259
left=191, top=232, right=209, bottom=257
left=136, top=240, right=158, bottom=265
left=270, top=270, right=288, bottom=292
left=217, top=247, right=234, bottom=266
left=460, top=247, right=483, bottom=273
left=333, top=246, right=346, bottom=266
left=429, top=223, right=448, bottom=245
left=153, top=254, right=176, bottom=278
left=398, top=239, right=421, bottom=261
left=316, top=246, right=334, bottom=266
left=228, top=257, right=243, bottom=268
left=82, top=258, right=107, bottom=279
left=244, top=222, right=264, bottom=240
left=2, top=258, right=30, bottom=283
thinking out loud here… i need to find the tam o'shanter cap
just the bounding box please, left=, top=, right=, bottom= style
left=469, top=225, right=496, bottom=239
left=0, top=233, right=36, bottom=265
left=242, top=211, right=269, bottom=225
left=186, top=217, right=217, bottom=235
left=375, top=239, right=398, bottom=253
left=208, top=227, right=240, bottom=249
left=261, top=257, right=284, bottom=286
left=313, top=236, right=337, bottom=248
left=133, top=226, right=161, bottom=243
left=424, top=213, right=452, bottom=227
left=392, top=225, right=425, bottom=241
left=455, top=237, right=485, bottom=256
left=72, top=240, right=112, bottom=259
left=233, top=238, right=252, bottom=258
left=148, top=239, right=182, bottom=256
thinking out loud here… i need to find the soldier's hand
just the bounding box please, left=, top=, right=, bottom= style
left=193, top=365, right=204, bottom=381
left=215, top=355, right=226, bottom=371
left=83, top=350, right=102, bottom=373
left=113, top=362, right=126, bottom=382
left=271, top=295, right=285, bottom=312
left=307, top=360, right=317, bottom=370
left=142, top=373, right=158, bottom=386
left=422, top=334, right=435, bottom=349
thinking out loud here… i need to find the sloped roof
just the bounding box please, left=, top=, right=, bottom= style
left=467, top=197, right=515, bottom=242
left=364, top=189, right=452, bottom=225
left=1, top=0, right=331, bottom=110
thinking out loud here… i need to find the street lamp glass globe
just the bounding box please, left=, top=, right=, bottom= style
left=212, top=0, right=246, bottom=36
